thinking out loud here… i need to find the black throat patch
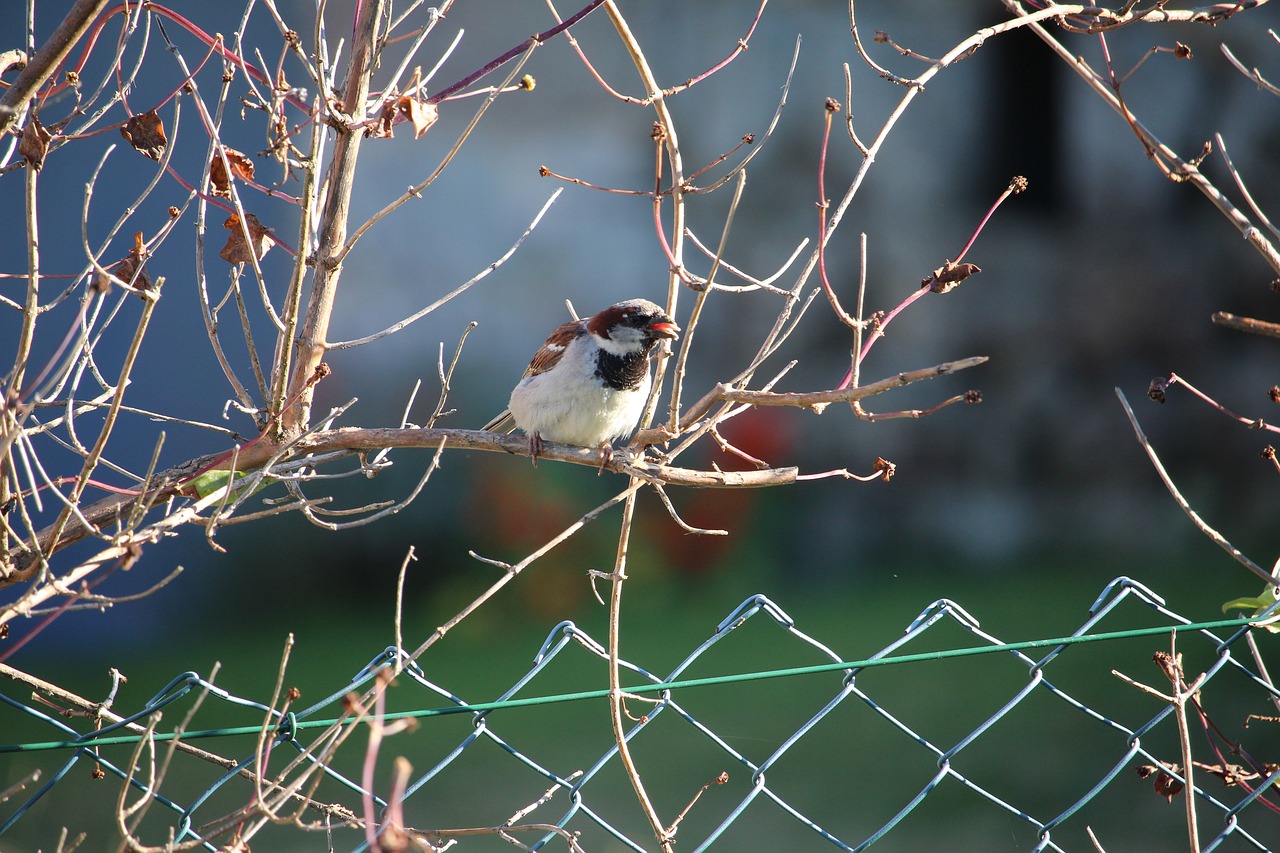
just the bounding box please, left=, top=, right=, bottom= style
left=595, top=346, right=651, bottom=391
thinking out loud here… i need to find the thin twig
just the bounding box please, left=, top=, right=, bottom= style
left=1115, top=387, right=1275, bottom=586
left=1002, top=0, right=1280, bottom=275
left=329, top=191, right=562, bottom=350
left=605, top=484, right=672, bottom=852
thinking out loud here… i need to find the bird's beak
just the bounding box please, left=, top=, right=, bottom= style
left=648, top=319, right=680, bottom=340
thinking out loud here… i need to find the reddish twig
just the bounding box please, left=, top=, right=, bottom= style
left=649, top=124, right=694, bottom=284
left=952, top=175, right=1027, bottom=265
left=657, top=0, right=768, bottom=99
left=538, top=164, right=647, bottom=195
left=427, top=1, right=607, bottom=104
left=854, top=390, right=983, bottom=422
left=851, top=177, right=1025, bottom=377
left=1152, top=373, right=1280, bottom=435
left=549, top=0, right=766, bottom=105
left=817, top=98, right=859, bottom=336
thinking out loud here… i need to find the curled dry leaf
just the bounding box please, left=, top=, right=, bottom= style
left=19, top=115, right=53, bottom=171
left=397, top=96, right=438, bottom=139
left=924, top=261, right=982, bottom=294
left=371, top=96, right=439, bottom=139
left=120, top=109, right=168, bottom=160
left=368, top=105, right=395, bottom=139
left=1153, top=650, right=1184, bottom=685
left=220, top=213, right=275, bottom=264
left=96, top=231, right=153, bottom=294
left=210, top=147, right=255, bottom=198
left=1137, top=764, right=1183, bottom=802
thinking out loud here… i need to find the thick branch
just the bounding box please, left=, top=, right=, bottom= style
left=2, top=428, right=798, bottom=579
left=293, top=428, right=799, bottom=488
left=0, top=0, right=111, bottom=134
left=279, top=0, right=386, bottom=435
left=6, top=356, right=982, bottom=575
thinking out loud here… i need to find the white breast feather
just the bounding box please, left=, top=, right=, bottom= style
left=508, top=336, right=651, bottom=446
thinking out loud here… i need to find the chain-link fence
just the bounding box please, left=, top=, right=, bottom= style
left=3, top=576, right=1278, bottom=851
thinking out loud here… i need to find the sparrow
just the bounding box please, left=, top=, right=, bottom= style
left=483, top=299, right=680, bottom=463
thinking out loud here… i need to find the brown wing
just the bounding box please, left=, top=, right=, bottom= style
left=523, top=318, right=586, bottom=378
left=482, top=318, right=587, bottom=432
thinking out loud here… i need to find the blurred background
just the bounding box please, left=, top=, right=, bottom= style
left=2, top=1, right=1280, bottom=850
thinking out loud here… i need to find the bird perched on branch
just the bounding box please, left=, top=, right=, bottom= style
left=483, top=299, right=680, bottom=464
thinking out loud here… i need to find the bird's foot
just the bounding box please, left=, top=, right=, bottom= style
left=596, top=441, right=615, bottom=474
left=528, top=432, right=543, bottom=467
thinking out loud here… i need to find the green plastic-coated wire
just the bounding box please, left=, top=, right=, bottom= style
left=0, top=615, right=1257, bottom=754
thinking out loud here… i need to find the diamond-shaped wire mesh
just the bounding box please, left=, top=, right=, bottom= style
left=2, top=577, right=1278, bottom=851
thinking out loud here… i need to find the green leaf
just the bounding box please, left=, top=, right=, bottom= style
left=189, top=470, right=271, bottom=500
left=190, top=470, right=234, bottom=499
left=1222, top=585, right=1280, bottom=633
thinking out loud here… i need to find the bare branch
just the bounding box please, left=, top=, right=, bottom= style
left=1115, top=387, right=1276, bottom=587
left=1221, top=42, right=1280, bottom=97
left=683, top=356, right=987, bottom=425
left=0, top=0, right=112, bottom=135
left=1002, top=0, right=1280, bottom=275
left=329, top=191, right=562, bottom=350
left=280, top=0, right=388, bottom=434
left=1212, top=312, right=1280, bottom=340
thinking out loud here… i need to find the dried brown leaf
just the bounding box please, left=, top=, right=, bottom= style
left=96, top=231, right=153, bottom=294
left=370, top=96, right=439, bottom=139
left=368, top=102, right=396, bottom=138
left=220, top=213, right=275, bottom=264
left=120, top=109, right=167, bottom=160
left=1152, top=768, right=1183, bottom=802
left=925, top=261, right=982, bottom=294
left=19, top=115, right=53, bottom=171
left=1137, top=763, right=1184, bottom=802
left=210, top=147, right=255, bottom=198
left=1148, top=376, right=1169, bottom=403
left=396, top=96, right=439, bottom=139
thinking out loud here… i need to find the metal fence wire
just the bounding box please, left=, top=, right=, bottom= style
left=3, top=576, right=1279, bottom=851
